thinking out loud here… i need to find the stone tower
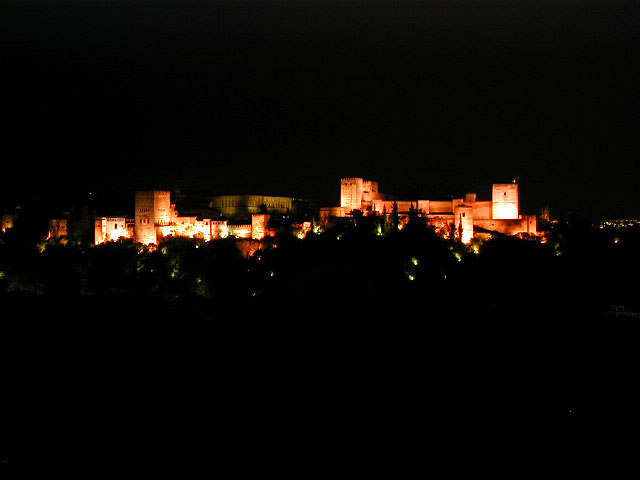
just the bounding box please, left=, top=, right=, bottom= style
left=492, top=183, right=520, bottom=220
left=454, top=204, right=474, bottom=244
left=340, top=178, right=364, bottom=211
left=134, top=191, right=171, bottom=245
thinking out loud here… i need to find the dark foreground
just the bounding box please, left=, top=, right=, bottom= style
left=2, top=226, right=638, bottom=468
left=2, top=293, right=636, bottom=468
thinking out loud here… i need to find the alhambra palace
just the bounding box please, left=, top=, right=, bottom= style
left=40, top=177, right=543, bottom=246
left=323, top=177, right=540, bottom=244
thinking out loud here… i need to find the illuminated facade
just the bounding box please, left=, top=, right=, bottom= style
left=82, top=178, right=540, bottom=247
left=135, top=191, right=172, bottom=245
left=321, top=177, right=540, bottom=243
left=340, top=178, right=382, bottom=211
left=47, top=219, right=69, bottom=239
left=492, top=183, right=520, bottom=220
left=210, top=195, right=296, bottom=217
left=251, top=214, right=270, bottom=240
left=94, top=191, right=277, bottom=246
left=95, top=217, right=133, bottom=244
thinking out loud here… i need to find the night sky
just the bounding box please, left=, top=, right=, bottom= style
left=2, top=0, right=638, bottom=219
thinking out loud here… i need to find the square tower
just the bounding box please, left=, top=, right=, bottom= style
left=361, top=180, right=380, bottom=203
left=251, top=214, right=270, bottom=240
left=454, top=205, right=474, bottom=244
left=135, top=191, right=171, bottom=245
left=492, top=183, right=520, bottom=220
left=340, top=178, right=364, bottom=211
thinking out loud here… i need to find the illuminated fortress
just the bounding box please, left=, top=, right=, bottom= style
left=42, top=177, right=540, bottom=246
left=321, top=177, right=540, bottom=243
left=93, top=191, right=300, bottom=246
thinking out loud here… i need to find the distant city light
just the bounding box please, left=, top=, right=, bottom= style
left=599, top=219, right=640, bottom=229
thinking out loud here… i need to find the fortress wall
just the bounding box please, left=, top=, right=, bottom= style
left=416, top=200, right=430, bottom=213
left=395, top=201, right=415, bottom=213
left=472, top=201, right=492, bottom=220
left=95, top=217, right=131, bottom=244
left=427, top=214, right=455, bottom=232
left=429, top=201, right=454, bottom=214
left=372, top=200, right=394, bottom=214
left=229, top=224, right=252, bottom=239
left=475, top=217, right=537, bottom=236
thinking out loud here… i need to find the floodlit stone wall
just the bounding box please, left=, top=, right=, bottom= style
left=429, top=201, right=454, bottom=214
left=472, top=201, right=492, bottom=220
left=475, top=215, right=537, bottom=236
left=229, top=224, right=252, bottom=239
left=95, top=217, right=133, bottom=244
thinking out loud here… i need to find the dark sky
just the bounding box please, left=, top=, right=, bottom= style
left=1, top=0, right=638, bottom=219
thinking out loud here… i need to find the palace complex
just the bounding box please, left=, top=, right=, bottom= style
left=39, top=177, right=541, bottom=246
left=320, top=177, right=540, bottom=243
